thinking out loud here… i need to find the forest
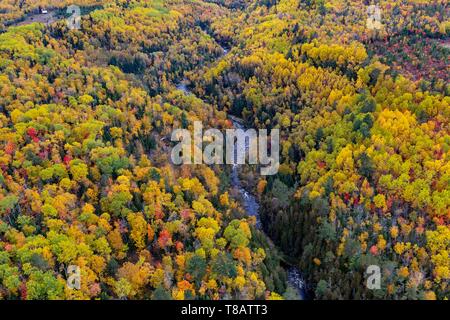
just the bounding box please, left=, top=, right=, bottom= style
left=0, top=0, right=448, bottom=300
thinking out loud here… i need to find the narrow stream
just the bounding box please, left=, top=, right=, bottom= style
left=230, top=119, right=262, bottom=229
left=229, top=118, right=306, bottom=300
left=176, top=44, right=308, bottom=300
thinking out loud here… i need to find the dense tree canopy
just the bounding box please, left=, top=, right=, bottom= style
left=0, top=0, right=448, bottom=300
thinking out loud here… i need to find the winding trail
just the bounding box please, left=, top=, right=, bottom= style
left=5, top=5, right=100, bottom=29
left=176, top=41, right=308, bottom=300
left=6, top=10, right=59, bottom=28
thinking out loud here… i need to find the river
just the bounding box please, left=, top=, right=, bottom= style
left=176, top=44, right=308, bottom=300
left=230, top=117, right=307, bottom=300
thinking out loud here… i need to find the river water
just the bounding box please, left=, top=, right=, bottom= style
left=229, top=118, right=306, bottom=300
left=175, top=47, right=307, bottom=299
left=229, top=118, right=262, bottom=229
